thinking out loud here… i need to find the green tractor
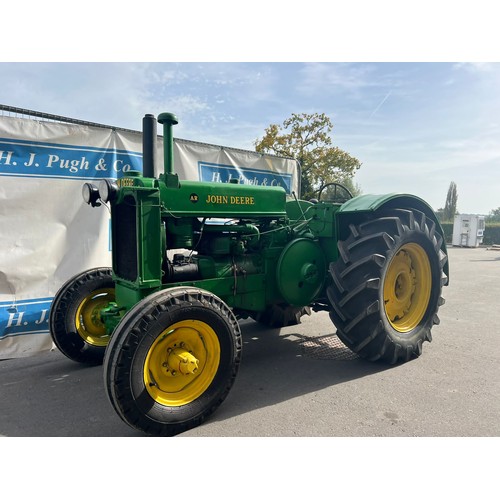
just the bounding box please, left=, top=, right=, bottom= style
left=49, top=112, right=449, bottom=436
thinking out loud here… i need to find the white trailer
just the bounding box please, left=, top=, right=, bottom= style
left=452, top=214, right=485, bottom=247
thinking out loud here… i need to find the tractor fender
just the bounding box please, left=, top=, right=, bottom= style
left=337, top=193, right=449, bottom=282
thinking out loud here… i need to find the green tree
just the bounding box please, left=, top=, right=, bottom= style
left=435, top=208, right=445, bottom=222
left=254, top=112, right=362, bottom=199
left=338, top=177, right=363, bottom=198
left=442, top=181, right=458, bottom=221
left=486, top=207, right=500, bottom=222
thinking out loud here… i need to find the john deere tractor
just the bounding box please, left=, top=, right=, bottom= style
left=49, top=112, right=448, bottom=436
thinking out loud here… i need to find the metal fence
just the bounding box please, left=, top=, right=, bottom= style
left=0, top=104, right=138, bottom=133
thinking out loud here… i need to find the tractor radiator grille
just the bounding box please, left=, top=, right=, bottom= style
left=114, top=196, right=138, bottom=282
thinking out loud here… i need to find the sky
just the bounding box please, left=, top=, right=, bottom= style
left=2, top=61, right=499, bottom=215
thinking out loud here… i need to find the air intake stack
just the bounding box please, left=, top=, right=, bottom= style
left=158, top=112, right=179, bottom=176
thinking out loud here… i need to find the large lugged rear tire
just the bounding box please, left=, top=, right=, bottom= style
left=49, top=267, right=115, bottom=365
left=327, top=208, right=448, bottom=364
left=103, top=286, right=242, bottom=436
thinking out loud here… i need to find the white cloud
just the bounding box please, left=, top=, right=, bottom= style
left=453, top=62, right=498, bottom=73
left=297, top=63, right=379, bottom=95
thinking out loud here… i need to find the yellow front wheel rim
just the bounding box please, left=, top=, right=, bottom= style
left=75, top=288, right=115, bottom=346
left=144, top=320, right=221, bottom=407
left=383, top=243, right=432, bottom=333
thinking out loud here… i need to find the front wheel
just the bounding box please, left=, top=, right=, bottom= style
left=103, top=286, right=242, bottom=436
left=49, top=267, right=115, bottom=364
left=327, top=208, right=448, bottom=364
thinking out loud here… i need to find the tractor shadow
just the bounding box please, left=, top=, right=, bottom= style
left=206, top=314, right=393, bottom=426
left=0, top=314, right=391, bottom=437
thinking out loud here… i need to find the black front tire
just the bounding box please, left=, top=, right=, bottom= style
left=49, top=267, right=115, bottom=365
left=103, top=286, right=242, bottom=436
left=327, top=209, right=447, bottom=364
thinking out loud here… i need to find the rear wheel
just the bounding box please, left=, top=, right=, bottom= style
left=49, top=267, right=115, bottom=365
left=327, top=209, right=447, bottom=364
left=103, top=286, right=242, bottom=436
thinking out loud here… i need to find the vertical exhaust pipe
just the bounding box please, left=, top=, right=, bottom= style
left=142, top=113, right=157, bottom=178
left=157, top=112, right=178, bottom=176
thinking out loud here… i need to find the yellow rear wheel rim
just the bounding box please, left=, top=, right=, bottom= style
left=383, top=243, right=432, bottom=333
left=75, top=288, right=115, bottom=346
left=144, top=320, right=221, bottom=407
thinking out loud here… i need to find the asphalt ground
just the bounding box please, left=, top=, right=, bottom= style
left=2, top=246, right=498, bottom=497
left=1, top=246, right=499, bottom=439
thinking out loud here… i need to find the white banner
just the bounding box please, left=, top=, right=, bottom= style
left=0, top=115, right=299, bottom=358
left=174, top=139, right=298, bottom=194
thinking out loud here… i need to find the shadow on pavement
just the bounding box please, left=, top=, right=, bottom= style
left=1, top=318, right=392, bottom=437
left=201, top=319, right=391, bottom=427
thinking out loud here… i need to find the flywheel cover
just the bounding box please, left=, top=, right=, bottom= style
left=276, top=238, right=326, bottom=306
